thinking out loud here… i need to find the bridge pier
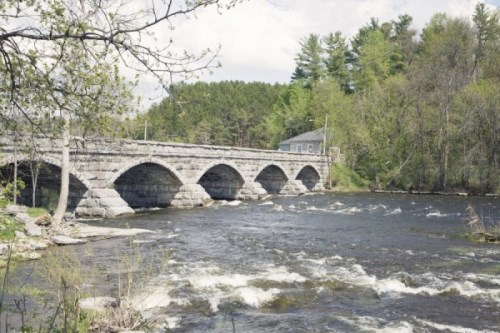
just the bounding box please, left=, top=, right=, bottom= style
left=281, top=180, right=308, bottom=196
left=75, top=189, right=135, bottom=218
left=0, top=137, right=331, bottom=218
left=170, top=184, right=212, bottom=208
left=237, top=182, right=268, bottom=200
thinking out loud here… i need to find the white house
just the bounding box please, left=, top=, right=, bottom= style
left=278, top=129, right=324, bottom=154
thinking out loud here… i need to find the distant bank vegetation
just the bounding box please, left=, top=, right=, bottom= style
left=114, top=3, right=499, bottom=195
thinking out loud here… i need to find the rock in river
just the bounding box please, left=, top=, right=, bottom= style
left=51, top=235, right=87, bottom=245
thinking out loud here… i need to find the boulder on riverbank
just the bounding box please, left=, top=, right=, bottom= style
left=66, top=223, right=154, bottom=239
left=51, top=235, right=88, bottom=245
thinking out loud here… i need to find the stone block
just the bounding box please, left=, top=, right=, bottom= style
left=243, top=182, right=257, bottom=190
left=106, top=206, right=134, bottom=218
left=194, top=192, right=211, bottom=200
left=255, top=188, right=267, bottom=195
left=238, top=190, right=249, bottom=196
left=84, top=198, right=99, bottom=208
left=76, top=207, right=107, bottom=217
left=27, top=239, right=49, bottom=250
left=52, top=235, right=87, bottom=245
left=90, top=188, right=121, bottom=199
left=179, top=184, right=203, bottom=192
left=5, top=205, right=27, bottom=215
left=169, top=199, right=182, bottom=207
left=75, top=207, right=89, bottom=216
left=99, top=197, right=129, bottom=208
left=25, top=221, right=43, bottom=237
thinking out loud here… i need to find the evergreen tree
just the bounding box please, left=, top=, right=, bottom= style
left=292, top=34, right=326, bottom=87
left=323, top=32, right=351, bottom=92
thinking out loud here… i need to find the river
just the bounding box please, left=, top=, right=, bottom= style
left=10, top=193, right=500, bottom=332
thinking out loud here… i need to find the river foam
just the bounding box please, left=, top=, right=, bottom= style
left=337, top=315, right=414, bottom=333
left=135, top=263, right=309, bottom=313
left=417, top=319, right=499, bottom=333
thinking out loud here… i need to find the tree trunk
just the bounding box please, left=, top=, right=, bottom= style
left=53, top=111, right=71, bottom=225
left=31, top=163, right=39, bottom=208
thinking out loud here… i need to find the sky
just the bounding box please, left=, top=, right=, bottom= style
left=137, top=0, right=499, bottom=108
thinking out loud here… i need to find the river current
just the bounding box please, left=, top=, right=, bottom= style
left=18, top=193, right=500, bottom=332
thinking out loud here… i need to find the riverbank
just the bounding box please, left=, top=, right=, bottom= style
left=0, top=205, right=159, bottom=332
left=0, top=204, right=153, bottom=268
left=371, top=188, right=500, bottom=198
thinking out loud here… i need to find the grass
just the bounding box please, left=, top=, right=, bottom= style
left=27, top=207, right=48, bottom=218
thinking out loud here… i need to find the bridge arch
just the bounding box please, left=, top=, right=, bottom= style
left=108, top=157, right=186, bottom=186
left=0, top=156, right=90, bottom=210
left=109, top=158, right=185, bottom=208
left=197, top=162, right=245, bottom=200
left=295, top=165, right=322, bottom=191
left=255, top=164, right=289, bottom=194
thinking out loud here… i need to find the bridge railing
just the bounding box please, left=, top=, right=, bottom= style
left=0, top=135, right=330, bottom=164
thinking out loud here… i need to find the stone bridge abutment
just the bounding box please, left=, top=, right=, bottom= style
left=0, top=137, right=331, bottom=218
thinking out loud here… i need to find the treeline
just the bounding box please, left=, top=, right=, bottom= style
left=119, top=81, right=285, bottom=148
left=124, top=3, right=499, bottom=193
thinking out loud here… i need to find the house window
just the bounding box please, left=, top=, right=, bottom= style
left=296, top=144, right=302, bottom=153
left=308, top=144, right=313, bottom=153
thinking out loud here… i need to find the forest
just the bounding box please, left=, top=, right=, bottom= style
left=116, top=4, right=499, bottom=193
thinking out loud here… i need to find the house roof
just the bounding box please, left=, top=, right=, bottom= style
left=279, top=129, right=324, bottom=145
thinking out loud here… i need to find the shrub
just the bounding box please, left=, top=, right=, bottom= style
left=465, top=205, right=500, bottom=243
left=330, top=164, right=369, bottom=190
left=0, top=216, right=22, bottom=241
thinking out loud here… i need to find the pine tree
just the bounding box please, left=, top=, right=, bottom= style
left=292, top=34, right=326, bottom=88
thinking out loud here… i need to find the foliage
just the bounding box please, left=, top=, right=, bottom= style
left=0, top=215, right=22, bottom=241
left=118, top=81, right=286, bottom=148
left=292, top=34, right=326, bottom=87
left=27, top=207, right=48, bottom=218
left=2, top=179, right=25, bottom=201
left=73, top=3, right=500, bottom=195
left=278, top=3, right=499, bottom=193
left=323, top=32, right=351, bottom=92
left=330, top=164, right=369, bottom=190
left=0, top=0, right=241, bottom=222
left=0, top=240, right=175, bottom=332
left=266, top=82, right=314, bottom=148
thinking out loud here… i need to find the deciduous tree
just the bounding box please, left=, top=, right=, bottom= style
left=0, top=0, right=239, bottom=224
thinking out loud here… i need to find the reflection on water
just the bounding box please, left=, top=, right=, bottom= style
left=12, top=193, right=500, bottom=332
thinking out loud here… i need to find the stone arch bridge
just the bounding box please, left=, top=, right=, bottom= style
left=0, top=137, right=330, bottom=217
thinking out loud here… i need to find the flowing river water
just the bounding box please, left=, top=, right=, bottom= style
left=11, top=193, right=500, bottom=332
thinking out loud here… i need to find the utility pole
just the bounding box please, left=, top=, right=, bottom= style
left=323, top=114, right=328, bottom=155
left=324, top=114, right=333, bottom=188
left=144, top=119, right=148, bottom=141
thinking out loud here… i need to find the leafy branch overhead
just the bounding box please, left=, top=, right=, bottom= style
left=0, top=0, right=241, bottom=225
left=0, top=0, right=240, bottom=111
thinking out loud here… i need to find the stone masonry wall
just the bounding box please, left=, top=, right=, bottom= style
left=0, top=137, right=331, bottom=217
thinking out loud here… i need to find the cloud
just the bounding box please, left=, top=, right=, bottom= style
left=134, top=0, right=498, bottom=109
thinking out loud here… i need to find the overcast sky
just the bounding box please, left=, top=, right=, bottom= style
left=137, top=0, right=499, bottom=108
